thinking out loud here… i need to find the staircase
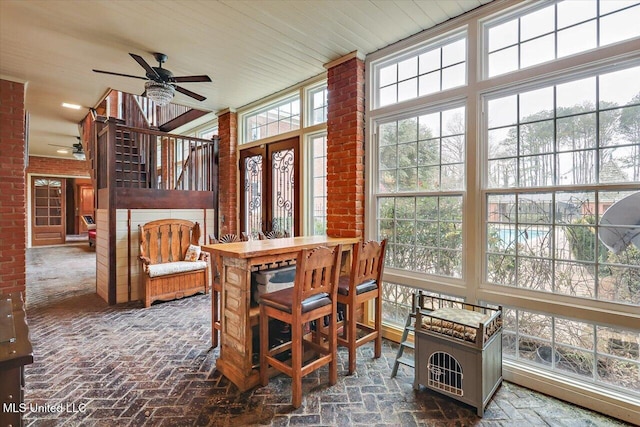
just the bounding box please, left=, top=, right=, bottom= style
left=115, top=128, right=148, bottom=188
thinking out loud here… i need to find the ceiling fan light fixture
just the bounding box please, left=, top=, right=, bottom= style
left=144, top=81, right=174, bottom=106
left=73, top=151, right=86, bottom=161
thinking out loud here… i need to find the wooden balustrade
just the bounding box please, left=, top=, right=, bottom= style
left=95, top=120, right=217, bottom=193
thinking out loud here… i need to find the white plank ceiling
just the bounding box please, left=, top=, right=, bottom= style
left=0, top=0, right=491, bottom=157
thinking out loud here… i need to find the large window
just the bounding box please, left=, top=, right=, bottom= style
left=308, top=133, right=327, bottom=235
left=376, top=33, right=466, bottom=108
left=376, top=105, right=465, bottom=278
left=308, top=85, right=328, bottom=126
left=502, top=307, right=639, bottom=394
left=485, top=65, right=640, bottom=305
left=485, top=0, right=640, bottom=78
left=367, top=0, right=640, bottom=419
left=244, top=96, right=300, bottom=143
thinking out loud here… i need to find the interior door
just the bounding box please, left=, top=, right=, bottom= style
left=78, top=184, right=94, bottom=233
left=239, top=137, right=299, bottom=239
left=32, top=177, right=65, bottom=246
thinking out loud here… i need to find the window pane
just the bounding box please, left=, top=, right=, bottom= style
left=419, top=48, right=441, bottom=74
left=488, top=158, right=517, bottom=188
left=488, top=95, right=517, bottom=128
left=442, top=38, right=466, bottom=67
left=418, top=71, right=440, bottom=97
left=488, top=46, right=518, bottom=77
left=557, top=0, right=596, bottom=29
left=520, top=86, right=554, bottom=122
left=488, top=19, right=518, bottom=52
left=380, top=85, right=397, bottom=107
left=309, top=134, right=327, bottom=235
left=556, top=77, right=596, bottom=116
left=309, top=86, right=328, bottom=125
left=520, top=121, right=554, bottom=155
left=521, top=34, right=555, bottom=69
left=600, top=5, right=640, bottom=46
left=558, top=21, right=597, bottom=58
left=442, top=63, right=465, bottom=90
left=488, top=127, right=517, bottom=159
left=380, top=63, right=397, bottom=86
left=442, top=107, right=465, bottom=136
left=600, top=0, right=638, bottom=14
left=599, top=66, right=640, bottom=108
left=398, top=56, right=418, bottom=81
left=520, top=5, right=555, bottom=41
left=398, top=78, right=418, bottom=102
left=557, top=113, right=597, bottom=151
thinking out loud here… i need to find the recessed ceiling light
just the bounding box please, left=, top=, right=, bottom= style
left=57, top=149, right=69, bottom=154
left=62, top=103, right=82, bottom=110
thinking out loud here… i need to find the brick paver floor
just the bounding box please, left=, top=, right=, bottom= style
left=21, top=245, right=630, bottom=426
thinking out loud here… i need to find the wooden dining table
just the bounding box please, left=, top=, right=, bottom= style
left=201, top=235, right=359, bottom=391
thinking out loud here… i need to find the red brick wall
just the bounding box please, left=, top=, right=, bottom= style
left=27, top=156, right=90, bottom=177
left=217, top=110, right=238, bottom=235
left=0, top=80, right=27, bottom=296
left=326, top=57, right=365, bottom=238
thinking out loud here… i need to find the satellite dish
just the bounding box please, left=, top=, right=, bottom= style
left=598, top=192, right=640, bottom=254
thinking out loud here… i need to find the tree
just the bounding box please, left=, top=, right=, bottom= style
left=617, top=93, right=640, bottom=181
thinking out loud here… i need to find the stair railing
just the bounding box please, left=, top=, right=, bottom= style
left=104, top=123, right=216, bottom=191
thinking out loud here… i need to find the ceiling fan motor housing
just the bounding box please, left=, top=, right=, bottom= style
left=151, top=67, right=174, bottom=83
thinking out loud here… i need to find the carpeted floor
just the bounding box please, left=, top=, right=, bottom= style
left=21, top=245, right=630, bottom=426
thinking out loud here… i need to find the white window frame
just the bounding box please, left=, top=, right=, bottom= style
left=371, top=29, right=468, bottom=110
left=481, top=0, right=640, bottom=79
left=305, top=131, right=327, bottom=236
left=241, top=95, right=301, bottom=144
left=366, top=0, right=640, bottom=422
left=306, top=83, right=328, bottom=127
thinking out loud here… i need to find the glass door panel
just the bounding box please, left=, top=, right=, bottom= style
left=31, top=177, right=65, bottom=246
left=239, top=137, right=299, bottom=239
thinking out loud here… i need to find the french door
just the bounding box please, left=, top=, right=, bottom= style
left=239, top=137, right=299, bottom=239
left=32, top=177, right=65, bottom=246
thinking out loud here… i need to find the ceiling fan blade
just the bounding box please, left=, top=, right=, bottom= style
left=172, top=75, right=212, bottom=83
left=48, top=143, right=72, bottom=148
left=175, top=85, right=206, bottom=102
left=93, top=69, right=148, bottom=80
left=129, top=53, right=160, bottom=80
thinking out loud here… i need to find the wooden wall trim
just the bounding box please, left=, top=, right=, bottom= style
left=114, top=189, right=215, bottom=209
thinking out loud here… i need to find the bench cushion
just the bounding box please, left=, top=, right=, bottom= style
left=146, top=261, right=208, bottom=278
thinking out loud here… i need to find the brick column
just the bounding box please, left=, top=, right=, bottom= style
left=325, top=52, right=365, bottom=238
left=216, top=108, right=238, bottom=236
left=0, top=79, right=26, bottom=296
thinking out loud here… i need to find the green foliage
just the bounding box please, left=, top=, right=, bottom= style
left=565, top=215, right=611, bottom=278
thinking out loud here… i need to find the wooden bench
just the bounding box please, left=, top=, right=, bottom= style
left=139, top=219, right=210, bottom=308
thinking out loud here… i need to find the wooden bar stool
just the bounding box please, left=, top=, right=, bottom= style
left=259, top=245, right=342, bottom=408
left=337, top=239, right=387, bottom=375
left=210, top=233, right=243, bottom=348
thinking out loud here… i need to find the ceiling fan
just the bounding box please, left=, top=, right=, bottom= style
left=49, top=138, right=85, bottom=160
left=93, top=53, right=211, bottom=105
